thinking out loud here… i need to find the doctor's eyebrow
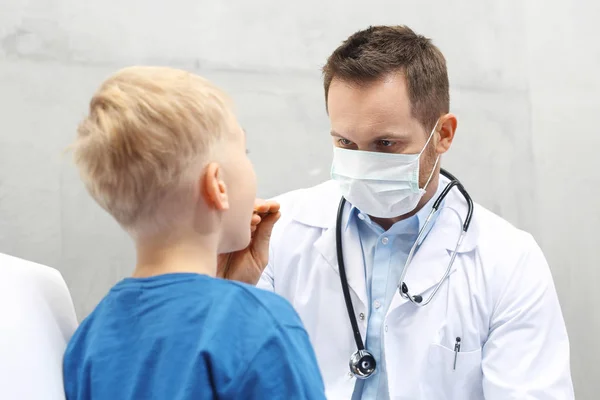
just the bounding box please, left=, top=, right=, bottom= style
left=371, top=133, right=411, bottom=142
left=330, top=130, right=410, bottom=141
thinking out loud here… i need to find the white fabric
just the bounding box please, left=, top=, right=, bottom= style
left=330, top=121, right=438, bottom=219
left=259, top=177, right=574, bottom=400
left=0, top=253, right=78, bottom=400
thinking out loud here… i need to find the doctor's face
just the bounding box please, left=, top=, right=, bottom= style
left=327, top=73, right=455, bottom=188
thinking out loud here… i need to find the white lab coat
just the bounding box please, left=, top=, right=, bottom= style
left=0, top=253, right=78, bottom=400
left=258, top=178, right=574, bottom=400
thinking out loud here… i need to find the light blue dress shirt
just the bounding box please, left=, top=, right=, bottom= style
left=350, top=186, right=444, bottom=400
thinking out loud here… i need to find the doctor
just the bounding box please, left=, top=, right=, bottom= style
left=219, top=25, right=574, bottom=399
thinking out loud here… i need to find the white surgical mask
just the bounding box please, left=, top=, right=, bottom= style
left=331, top=121, right=440, bottom=218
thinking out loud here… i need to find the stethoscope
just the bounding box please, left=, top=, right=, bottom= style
left=336, top=168, right=474, bottom=379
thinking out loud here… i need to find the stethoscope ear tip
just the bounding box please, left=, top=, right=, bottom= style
left=401, top=282, right=408, bottom=294
left=400, top=283, right=423, bottom=303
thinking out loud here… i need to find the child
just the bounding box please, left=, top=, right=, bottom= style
left=63, top=66, right=326, bottom=399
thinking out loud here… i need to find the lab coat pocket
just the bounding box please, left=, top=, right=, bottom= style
left=421, top=343, right=483, bottom=400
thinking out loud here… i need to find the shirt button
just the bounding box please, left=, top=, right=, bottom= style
left=381, top=237, right=389, bottom=245
left=385, top=325, right=388, bottom=332
left=358, top=213, right=366, bottom=220
left=374, top=300, right=381, bottom=309
left=359, top=312, right=365, bottom=320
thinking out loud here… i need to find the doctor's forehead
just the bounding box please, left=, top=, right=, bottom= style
left=326, top=77, right=422, bottom=137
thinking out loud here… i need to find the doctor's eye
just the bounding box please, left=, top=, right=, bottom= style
left=377, top=140, right=394, bottom=147
left=338, top=138, right=353, bottom=147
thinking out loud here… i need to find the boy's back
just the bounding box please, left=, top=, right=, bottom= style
left=64, top=273, right=325, bottom=399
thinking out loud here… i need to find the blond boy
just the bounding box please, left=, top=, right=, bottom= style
left=62, top=66, right=326, bottom=399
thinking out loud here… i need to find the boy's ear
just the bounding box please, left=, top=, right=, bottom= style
left=202, top=162, right=229, bottom=211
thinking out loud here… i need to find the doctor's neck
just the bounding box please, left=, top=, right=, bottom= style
left=371, top=175, right=440, bottom=231
left=132, top=231, right=219, bottom=279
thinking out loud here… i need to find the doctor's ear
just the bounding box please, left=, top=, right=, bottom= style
left=202, top=162, right=230, bottom=211
left=435, top=113, right=458, bottom=154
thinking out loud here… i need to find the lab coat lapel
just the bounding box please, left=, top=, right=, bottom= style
left=388, top=225, right=454, bottom=310
left=313, top=201, right=368, bottom=307
left=388, top=192, right=476, bottom=311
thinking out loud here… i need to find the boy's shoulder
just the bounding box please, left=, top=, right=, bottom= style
left=223, top=279, right=304, bottom=330
left=67, top=275, right=304, bottom=350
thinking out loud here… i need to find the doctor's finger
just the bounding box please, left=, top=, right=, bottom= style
left=254, top=200, right=280, bottom=215
left=251, top=211, right=281, bottom=248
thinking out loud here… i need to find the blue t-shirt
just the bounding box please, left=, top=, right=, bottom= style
left=63, top=273, right=326, bottom=399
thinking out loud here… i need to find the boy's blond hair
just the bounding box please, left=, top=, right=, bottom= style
left=72, top=66, right=235, bottom=236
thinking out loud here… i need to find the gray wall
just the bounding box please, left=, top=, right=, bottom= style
left=1, top=0, right=598, bottom=397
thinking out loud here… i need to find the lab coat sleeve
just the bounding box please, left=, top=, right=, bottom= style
left=481, top=234, right=574, bottom=399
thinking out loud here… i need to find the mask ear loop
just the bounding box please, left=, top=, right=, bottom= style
left=417, top=119, right=441, bottom=157
left=422, top=155, right=440, bottom=191
left=419, top=119, right=441, bottom=191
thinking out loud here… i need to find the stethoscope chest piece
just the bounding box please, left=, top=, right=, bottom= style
left=349, top=349, right=377, bottom=379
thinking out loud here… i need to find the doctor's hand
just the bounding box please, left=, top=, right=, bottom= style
left=217, top=199, right=281, bottom=285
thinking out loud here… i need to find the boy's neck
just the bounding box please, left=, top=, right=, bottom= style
left=132, top=236, right=217, bottom=279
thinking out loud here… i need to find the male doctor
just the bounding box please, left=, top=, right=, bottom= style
left=219, top=25, right=574, bottom=399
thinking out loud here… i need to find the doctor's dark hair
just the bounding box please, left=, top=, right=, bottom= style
left=322, top=25, right=450, bottom=132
